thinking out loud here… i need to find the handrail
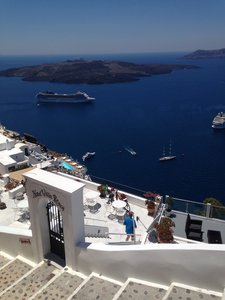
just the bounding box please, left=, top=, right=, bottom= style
left=171, top=197, right=225, bottom=220
left=107, top=232, right=142, bottom=244
left=172, top=197, right=208, bottom=206
left=84, top=217, right=107, bottom=224
left=107, top=232, right=141, bottom=237
left=158, top=204, right=166, bottom=223
left=146, top=203, right=166, bottom=234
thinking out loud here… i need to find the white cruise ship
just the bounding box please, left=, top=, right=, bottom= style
left=212, top=112, right=225, bottom=129
left=36, top=91, right=95, bottom=103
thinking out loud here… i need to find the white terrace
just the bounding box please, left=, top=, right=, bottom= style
left=1, top=168, right=225, bottom=293
left=1, top=169, right=225, bottom=245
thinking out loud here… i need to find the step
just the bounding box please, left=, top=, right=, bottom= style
left=0, top=261, right=57, bottom=300
left=163, top=283, right=223, bottom=300
left=0, top=258, right=33, bottom=294
left=0, top=253, right=11, bottom=269
left=114, top=278, right=168, bottom=300
left=32, top=270, right=84, bottom=300
left=69, top=273, right=122, bottom=300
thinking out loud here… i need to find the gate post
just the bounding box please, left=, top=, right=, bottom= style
left=24, top=169, right=85, bottom=269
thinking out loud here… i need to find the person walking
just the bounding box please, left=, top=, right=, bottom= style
left=123, top=211, right=137, bottom=241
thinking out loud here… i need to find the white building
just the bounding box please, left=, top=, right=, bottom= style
left=0, top=133, right=29, bottom=174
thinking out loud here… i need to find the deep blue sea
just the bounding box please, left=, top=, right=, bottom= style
left=0, top=52, right=225, bottom=203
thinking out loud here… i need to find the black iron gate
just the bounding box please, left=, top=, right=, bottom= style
left=46, top=201, right=65, bottom=260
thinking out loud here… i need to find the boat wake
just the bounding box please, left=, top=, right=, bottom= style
left=82, top=152, right=95, bottom=161
left=124, top=146, right=137, bottom=155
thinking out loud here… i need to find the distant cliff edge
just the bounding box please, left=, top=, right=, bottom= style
left=0, top=59, right=198, bottom=84
left=184, top=48, right=225, bottom=59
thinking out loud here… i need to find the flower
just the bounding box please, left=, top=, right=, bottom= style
left=145, top=200, right=156, bottom=209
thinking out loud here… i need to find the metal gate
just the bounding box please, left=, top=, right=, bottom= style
left=46, top=201, right=65, bottom=260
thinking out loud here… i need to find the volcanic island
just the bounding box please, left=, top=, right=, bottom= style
left=0, top=59, right=199, bottom=84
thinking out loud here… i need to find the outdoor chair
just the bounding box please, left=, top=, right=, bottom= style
left=185, top=214, right=202, bottom=231
left=116, top=209, right=126, bottom=223
left=105, top=202, right=113, bottom=215
left=13, top=199, right=25, bottom=221
left=186, top=230, right=203, bottom=242
left=185, top=214, right=203, bottom=242
left=89, top=202, right=101, bottom=214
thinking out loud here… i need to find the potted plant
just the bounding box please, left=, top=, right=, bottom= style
left=165, top=196, right=173, bottom=210
left=156, top=217, right=175, bottom=243
left=165, top=196, right=173, bottom=217
left=97, top=184, right=108, bottom=198
left=145, top=200, right=156, bottom=216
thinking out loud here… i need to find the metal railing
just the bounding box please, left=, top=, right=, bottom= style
left=106, top=232, right=142, bottom=244
left=167, top=196, right=225, bottom=221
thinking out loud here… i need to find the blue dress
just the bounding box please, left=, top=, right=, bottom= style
left=124, top=216, right=136, bottom=234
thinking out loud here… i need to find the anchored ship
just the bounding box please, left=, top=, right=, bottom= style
left=159, top=142, right=176, bottom=161
left=212, top=112, right=225, bottom=129
left=36, top=91, right=95, bottom=103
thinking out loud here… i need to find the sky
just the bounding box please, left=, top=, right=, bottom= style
left=1, top=0, right=225, bottom=55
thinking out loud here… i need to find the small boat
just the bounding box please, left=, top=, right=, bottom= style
left=36, top=91, right=95, bottom=104
left=212, top=112, right=225, bottom=129
left=159, top=142, right=176, bottom=161
left=82, top=152, right=95, bottom=161
left=124, top=146, right=137, bottom=155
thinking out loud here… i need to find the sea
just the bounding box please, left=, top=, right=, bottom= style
left=0, top=52, right=225, bottom=203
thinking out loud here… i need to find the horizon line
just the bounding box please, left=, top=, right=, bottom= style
left=0, top=50, right=192, bottom=57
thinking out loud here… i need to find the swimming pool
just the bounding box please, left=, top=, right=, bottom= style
left=61, top=161, right=75, bottom=171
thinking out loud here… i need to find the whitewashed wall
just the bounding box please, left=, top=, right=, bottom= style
left=76, top=243, right=225, bottom=293
left=0, top=226, right=34, bottom=262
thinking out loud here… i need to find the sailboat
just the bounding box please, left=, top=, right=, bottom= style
left=159, top=142, right=176, bottom=161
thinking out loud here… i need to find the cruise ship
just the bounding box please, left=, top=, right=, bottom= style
left=36, top=91, right=95, bottom=103
left=0, top=125, right=225, bottom=299
left=212, top=112, right=225, bottom=129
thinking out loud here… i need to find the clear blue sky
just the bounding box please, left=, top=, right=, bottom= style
left=1, top=0, right=225, bottom=55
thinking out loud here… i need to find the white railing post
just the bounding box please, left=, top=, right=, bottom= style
left=206, top=203, right=211, bottom=218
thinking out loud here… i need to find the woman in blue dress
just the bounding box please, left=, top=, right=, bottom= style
left=123, top=211, right=137, bottom=241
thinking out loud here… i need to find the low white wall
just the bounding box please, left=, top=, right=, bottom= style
left=0, top=226, right=35, bottom=262
left=59, top=173, right=147, bottom=208
left=76, top=243, right=225, bottom=292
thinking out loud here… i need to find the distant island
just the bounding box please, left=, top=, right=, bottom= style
left=0, top=59, right=198, bottom=84
left=183, top=48, right=225, bottom=59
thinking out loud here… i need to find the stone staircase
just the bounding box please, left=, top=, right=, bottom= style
left=0, top=251, right=223, bottom=300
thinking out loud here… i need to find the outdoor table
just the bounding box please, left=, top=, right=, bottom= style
left=85, top=191, right=99, bottom=213
left=85, top=191, right=99, bottom=202
left=112, top=200, right=126, bottom=210
left=207, top=230, right=222, bottom=244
